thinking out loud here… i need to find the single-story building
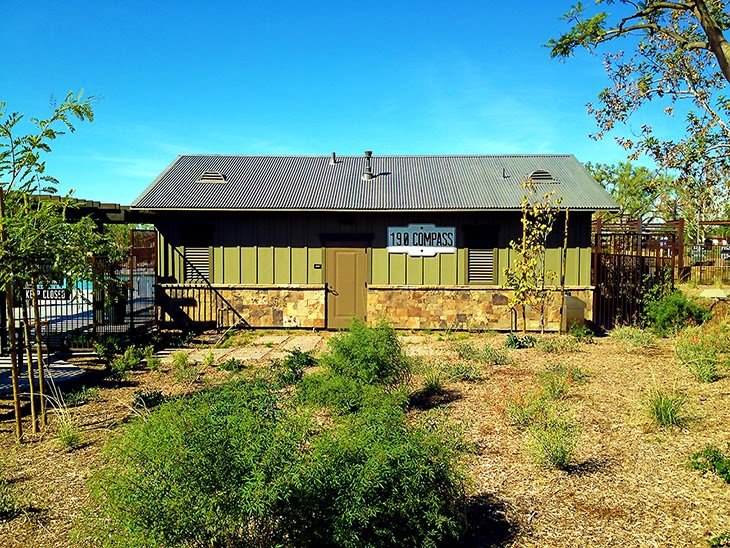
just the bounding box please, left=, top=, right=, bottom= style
left=131, top=153, right=617, bottom=331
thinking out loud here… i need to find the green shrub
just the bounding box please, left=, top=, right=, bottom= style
left=109, top=346, right=144, bottom=379
left=527, top=416, right=579, bottom=470
left=64, top=386, right=101, bottom=407
left=505, top=332, right=537, bottom=349
left=201, top=350, right=215, bottom=367
left=94, top=335, right=125, bottom=363
left=271, top=349, right=317, bottom=387
left=647, top=388, right=686, bottom=428
left=323, top=319, right=411, bottom=386
left=610, top=325, right=656, bottom=349
left=285, top=403, right=466, bottom=547
left=446, top=361, right=486, bottom=383
left=171, top=351, right=199, bottom=383
left=569, top=323, right=594, bottom=344
left=536, top=337, right=580, bottom=354
left=689, top=444, right=730, bottom=483
left=709, top=531, right=730, bottom=547
left=85, top=379, right=307, bottom=546
left=84, top=377, right=466, bottom=547
left=505, top=395, right=550, bottom=430
left=219, top=357, right=244, bottom=372
left=453, top=342, right=510, bottom=365
left=675, top=327, right=727, bottom=382
left=146, top=356, right=161, bottom=371
left=644, top=290, right=710, bottom=336
left=298, top=370, right=372, bottom=414
left=0, top=484, right=19, bottom=521
left=538, top=370, right=570, bottom=400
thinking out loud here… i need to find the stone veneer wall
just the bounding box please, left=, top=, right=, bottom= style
left=366, top=286, right=594, bottom=331
left=161, top=284, right=592, bottom=331
left=160, top=285, right=326, bottom=328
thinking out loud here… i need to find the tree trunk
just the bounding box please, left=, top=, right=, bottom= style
left=0, top=188, right=23, bottom=441
left=3, top=287, right=23, bottom=440
left=31, top=282, right=47, bottom=426
left=20, top=294, right=38, bottom=434
left=692, top=0, right=730, bottom=83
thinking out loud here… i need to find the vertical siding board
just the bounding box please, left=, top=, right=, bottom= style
left=257, top=218, right=274, bottom=284
left=441, top=251, right=457, bottom=285
left=423, top=255, right=440, bottom=285
left=371, top=248, right=389, bottom=285
left=406, top=256, right=423, bottom=285
left=390, top=253, right=406, bottom=285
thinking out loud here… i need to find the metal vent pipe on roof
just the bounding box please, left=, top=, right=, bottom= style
left=362, top=150, right=374, bottom=181
left=329, top=152, right=337, bottom=165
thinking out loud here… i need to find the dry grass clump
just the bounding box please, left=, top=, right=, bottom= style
left=610, top=325, right=657, bottom=349
left=675, top=325, right=730, bottom=382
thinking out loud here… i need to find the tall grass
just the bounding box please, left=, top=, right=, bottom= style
left=646, top=388, right=686, bottom=428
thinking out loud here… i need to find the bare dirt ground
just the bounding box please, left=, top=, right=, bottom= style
left=0, top=325, right=728, bottom=547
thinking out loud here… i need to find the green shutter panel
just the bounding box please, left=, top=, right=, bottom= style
left=468, top=249, right=494, bottom=284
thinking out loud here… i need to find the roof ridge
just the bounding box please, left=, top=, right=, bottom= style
left=176, top=153, right=575, bottom=158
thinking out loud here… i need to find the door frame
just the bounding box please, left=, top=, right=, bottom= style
left=322, top=236, right=371, bottom=329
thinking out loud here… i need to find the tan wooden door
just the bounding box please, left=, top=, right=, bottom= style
left=325, top=246, right=367, bottom=328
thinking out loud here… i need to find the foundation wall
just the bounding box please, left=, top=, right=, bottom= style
left=160, top=284, right=593, bottom=331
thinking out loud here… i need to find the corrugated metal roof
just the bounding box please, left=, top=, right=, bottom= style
left=131, top=154, right=618, bottom=211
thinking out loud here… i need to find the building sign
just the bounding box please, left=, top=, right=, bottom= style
left=387, top=224, right=456, bottom=257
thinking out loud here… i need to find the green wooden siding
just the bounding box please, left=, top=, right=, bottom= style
left=155, top=211, right=594, bottom=287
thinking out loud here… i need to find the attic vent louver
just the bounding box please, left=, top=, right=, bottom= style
left=529, top=169, right=558, bottom=183
left=196, top=170, right=227, bottom=183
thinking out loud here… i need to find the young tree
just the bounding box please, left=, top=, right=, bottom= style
left=548, top=2, right=730, bottom=193
left=504, top=179, right=563, bottom=333
left=0, top=92, right=94, bottom=439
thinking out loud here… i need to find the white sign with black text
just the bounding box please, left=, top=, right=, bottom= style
left=387, top=224, right=456, bottom=257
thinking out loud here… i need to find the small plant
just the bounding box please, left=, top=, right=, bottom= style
left=202, top=350, right=215, bottom=367
left=453, top=341, right=479, bottom=360
left=505, top=332, right=537, bottom=349
left=0, top=480, right=19, bottom=521
left=94, top=336, right=124, bottom=363
left=708, top=531, right=730, bottom=547
left=646, top=387, right=686, bottom=428
left=527, top=416, right=579, bottom=470
left=504, top=395, right=550, bottom=429
left=675, top=327, right=727, bottom=383
left=481, top=344, right=512, bottom=365
left=644, top=290, right=710, bottom=337
left=171, top=352, right=199, bottom=383
left=689, top=444, right=730, bottom=483
left=610, top=325, right=656, bottom=349
left=132, top=390, right=166, bottom=410
left=569, top=322, right=594, bottom=344
left=271, top=349, right=317, bottom=387
left=420, top=370, right=445, bottom=397
left=109, top=345, right=144, bottom=379
left=536, top=336, right=580, bottom=354
left=220, top=357, right=244, bottom=372
left=446, top=361, right=485, bottom=383
left=64, top=386, right=102, bottom=407
left=56, top=408, right=82, bottom=450
left=146, top=356, right=161, bottom=371
left=538, top=369, right=570, bottom=400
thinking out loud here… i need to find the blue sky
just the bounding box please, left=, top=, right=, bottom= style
left=2, top=1, right=669, bottom=205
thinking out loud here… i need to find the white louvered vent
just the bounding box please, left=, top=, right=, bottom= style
left=185, top=247, right=210, bottom=281
left=529, top=169, right=558, bottom=183
left=468, top=249, right=495, bottom=284
left=196, top=170, right=227, bottom=183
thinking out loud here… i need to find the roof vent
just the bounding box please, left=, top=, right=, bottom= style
left=329, top=152, right=338, bottom=166
left=361, top=150, right=374, bottom=181
left=196, top=170, right=227, bottom=183
left=529, top=169, right=558, bottom=183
